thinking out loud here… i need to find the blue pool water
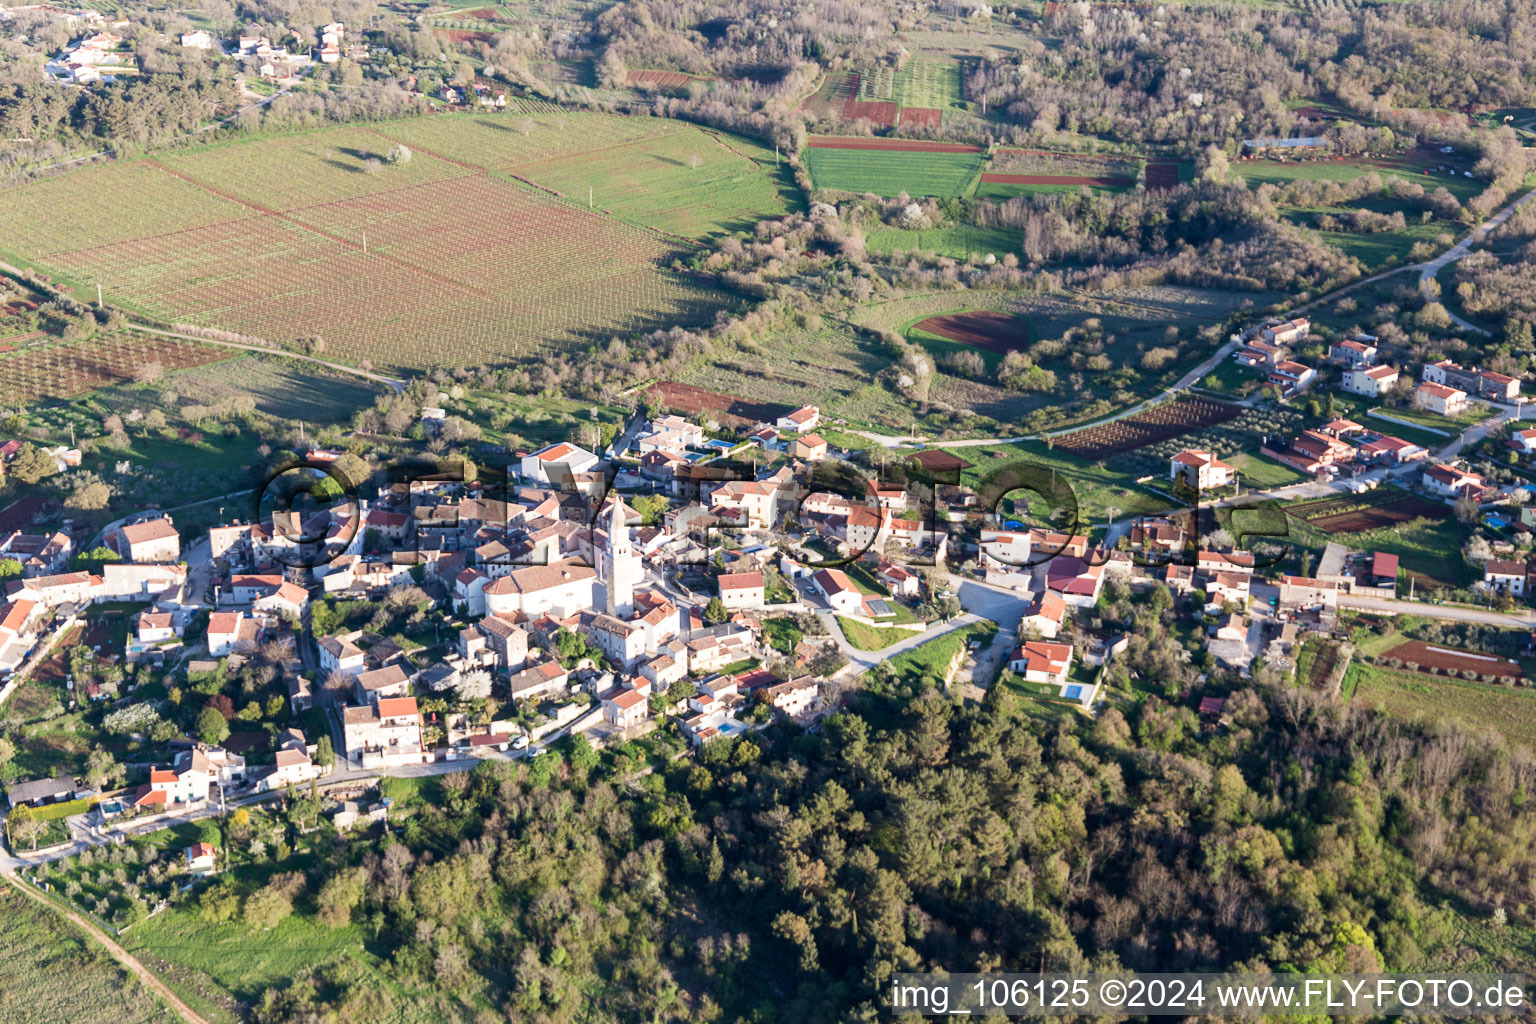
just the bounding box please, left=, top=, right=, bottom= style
left=1004, top=519, right=1023, bottom=530
left=1063, top=685, right=1083, bottom=700
left=1487, top=514, right=1508, bottom=529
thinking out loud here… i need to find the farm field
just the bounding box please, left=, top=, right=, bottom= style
left=804, top=144, right=985, bottom=197
left=0, top=113, right=796, bottom=373
left=863, top=223, right=1019, bottom=259
left=895, top=58, right=964, bottom=108
left=1351, top=662, right=1536, bottom=751
left=1286, top=489, right=1450, bottom=532
left=1379, top=639, right=1524, bottom=680
left=500, top=127, right=795, bottom=238
left=1285, top=492, right=1465, bottom=585
left=0, top=885, right=173, bottom=1024
left=0, top=332, right=230, bottom=404
left=977, top=149, right=1143, bottom=198
left=1051, top=398, right=1243, bottom=458
left=911, top=309, right=1030, bottom=355
left=643, top=380, right=793, bottom=427
left=0, top=160, right=258, bottom=259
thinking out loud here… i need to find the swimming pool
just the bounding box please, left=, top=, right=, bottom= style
left=1063, top=685, right=1083, bottom=701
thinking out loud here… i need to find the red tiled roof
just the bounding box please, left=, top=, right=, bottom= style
left=376, top=696, right=419, bottom=718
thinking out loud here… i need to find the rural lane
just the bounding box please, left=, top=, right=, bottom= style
left=1414, top=187, right=1536, bottom=336
left=1337, top=594, right=1536, bottom=627
left=2, top=873, right=212, bottom=1024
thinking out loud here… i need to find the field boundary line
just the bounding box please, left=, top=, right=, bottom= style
left=1, top=872, right=212, bottom=1024
left=124, top=323, right=405, bottom=392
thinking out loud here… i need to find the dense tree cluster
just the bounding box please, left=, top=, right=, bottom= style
left=237, top=674, right=1535, bottom=1023
left=966, top=0, right=1536, bottom=148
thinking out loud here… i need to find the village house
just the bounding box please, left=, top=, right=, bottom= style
left=812, top=567, right=864, bottom=616
left=602, top=686, right=650, bottom=729
left=1262, top=317, right=1310, bottom=345
left=520, top=442, right=599, bottom=485
left=776, top=405, right=820, bottom=432
left=206, top=610, right=250, bottom=657
left=1422, top=462, right=1490, bottom=500
left=1329, top=338, right=1378, bottom=366
left=508, top=659, right=570, bottom=701
left=1423, top=359, right=1521, bottom=401
left=0, top=529, right=72, bottom=577
left=135, top=608, right=177, bottom=645
left=1211, top=613, right=1247, bottom=642
left=109, top=515, right=179, bottom=563
left=717, top=571, right=765, bottom=611
left=1234, top=338, right=1285, bottom=368
left=1358, top=433, right=1428, bottom=464
left=793, top=434, right=829, bottom=461
left=761, top=676, right=819, bottom=717
left=1514, top=428, right=1536, bottom=454
left=354, top=664, right=411, bottom=703
left=1008, top=641, right=1073, bottom=687
left=1044, top=555, right=1105, bottom=608
left=877, top=562, right=921, bottom=598
left=1341, top=364, right=1399, bottom=397
left=186, top=842, right=217, bottom=874
left=318, top=633, right=367, bottom=676
left=1170, top=449, right=1236, bottom=491
left=1278, top=575, right=1339, bottom=608
left=1484, top=558, right=1527, bottom=597
left=1202, top=570, right=1252, bottom=608
left=1268, top=360, right=1317, bottom=396
left=1020, top=590, right=1067, bottom=638
left=1413, top=382, right=1469, bottom=417
left=343, top=696, right=425, bottom=768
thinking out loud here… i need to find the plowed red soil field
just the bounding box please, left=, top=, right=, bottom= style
left=841, top=100, right=899, bottom=127
left=627, top=69, right=694, bottom=88
left=645, top=381, right=789, bottom=427
left=1144, top=162, right=1182, bottom=189
left=1286, top=492, right=1449, bottom=532
left=1383, top=640, right=1523, bottom=680
left=914, top=310, right=1027, bottom=354
left=808, top=137, right=983, bottom=153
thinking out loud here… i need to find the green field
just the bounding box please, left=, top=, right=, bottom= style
left=837, top=616, right=922, bottom=651
left=1225, top=451, right=1306, bottom=488
left=804, top=146, right=985, bottom=197
left=0, top=884, right=172, bottom=1024
left=961, top=439, right=1175, bottom=526
left=894, top=58, right=965, bottom=110
left=865, top=223, right=1019, bottom=259
left=503, top=127, right=798, bottom=237
left=868, top=620, right=997, bottom=693
left=1351, top=662, right=1536, bottom=750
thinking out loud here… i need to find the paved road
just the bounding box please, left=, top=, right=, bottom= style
left=2, top=874, right=210, bottom=1024
left=1338, top=594, right=1536, bottom=626
left=1416, top=187, right=1536, bottom=336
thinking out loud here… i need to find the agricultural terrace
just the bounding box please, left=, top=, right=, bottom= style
left=804, top=137, right=986, bottom=197
left=0, top=332, right=229, bottom=404
left=1051, top=398, right=1242, bottom=458
left=911, top=310, right=1030, bottom=357
left=1, top=113, right=791, bottom=372
left=0, top=886, right=173, bottom=1024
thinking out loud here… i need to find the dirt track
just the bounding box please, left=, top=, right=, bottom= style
left=2, top=874, right=211, bottom=1024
